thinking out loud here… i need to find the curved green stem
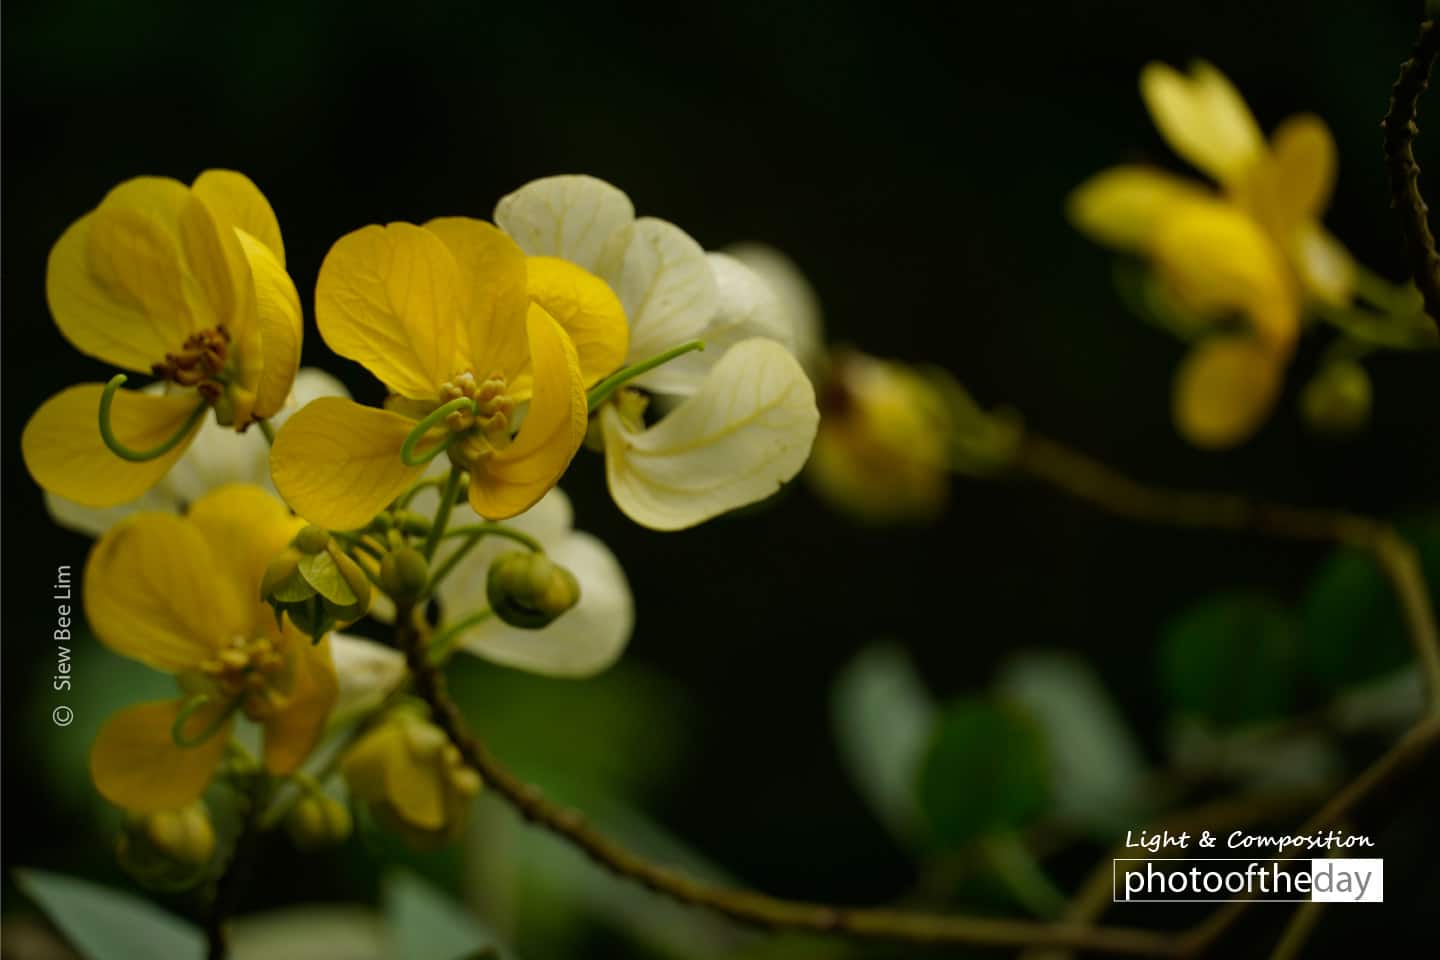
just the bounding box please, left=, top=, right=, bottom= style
left=172, top=694, right=242, bottom=748
left=99, top=374, right=210, bottom=462
left=424, top=466, right=464, bottom=561
left=428, top=608, right=493, bottom=663
left=442, top=523, right=545, bottom=552
left=256, top=418, right=276, bottom=445
left=587, top=340, right=705, bottom=412
left=401, top=398, right=471, bottom=467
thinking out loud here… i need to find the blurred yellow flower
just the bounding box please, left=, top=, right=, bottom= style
left=86, top=485, right=337, bottom=813
left=342, top=707, right=481, bottom=848
left=809, top=351, right=954, bottom=525
left=271, top=218, right=627, bottom=529
left=1069, top=61, right=1355, bottom=448
left=22, top=171, right=302, bottom=505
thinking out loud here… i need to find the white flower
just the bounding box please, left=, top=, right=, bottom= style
left=45, top=368, right=350, bottom=537
left=723, top=242, right=826, bottom=378
left=495, top=175, right=820, bottom=531
left=422, top=486, right=633, bottom=677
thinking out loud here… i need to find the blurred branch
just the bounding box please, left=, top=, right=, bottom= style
left=394, top=603, right=1182, bottom=957
left=1015, top=432, right=1440, bottom=709
left=206, top=781, right=262, bottom=960
left=1382, top=17, right=1440, bottom=330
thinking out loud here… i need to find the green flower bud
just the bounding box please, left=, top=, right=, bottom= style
left=294, top=524, right=333, bottom=555
left=1301, top=361, right=1372, bottom=435
left=380, top=546, right=430, bottom=604
left=285, top=792, right=353, bottom=850
left=262, top=534, right=373, bottom=641
left=116, top=802, right=216, bottom=891
left=486, top=552, right=580, bottom=629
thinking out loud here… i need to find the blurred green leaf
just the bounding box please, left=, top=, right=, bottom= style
left=385, top=870, right=508, bottom=960
left=995, top=651, right=1150, bottom=836
left=232, top=906, right=385, bottom=960
left=1301, top=519, right=1440, bottom=696
left=14, top=868, right=204, bottom=960
left=1159, top=592, right=1300, bottom=728
left=916, top=699, right=1049, bottom=850
left=829, top=642, right=937, bottom=844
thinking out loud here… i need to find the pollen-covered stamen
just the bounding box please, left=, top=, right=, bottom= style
left=439, top=370, right=516, bottom=467
left=152, top=325, right=231, bottom=390
left=198, top=634, right=288, bottom=720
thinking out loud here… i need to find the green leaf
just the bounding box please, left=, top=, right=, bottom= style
left=297, top=551, right=357, bottom=605
left=830, top=642, right=937, bottom=844
left=384, top=869, right=507, bottom=960
left=1159, top=592, right=1300, bottom=728
left=14, top=868, right=205, bottom=960
left=1301, top=519, right=1440, bottom=696
left=916, top=698, right=1049, bottom=850
left=995, top=652, right=1150, bottom=836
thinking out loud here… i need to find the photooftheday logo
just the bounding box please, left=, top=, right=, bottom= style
left=1113, top=859, right=1383, bottom=903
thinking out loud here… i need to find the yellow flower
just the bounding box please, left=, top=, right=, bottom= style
left=809, top=351, right=954, bottom=524
left=271, top=218, right=628, bottom=529
left=342, top=707, right=481, bottom=849
left=22, top=171, right=302, bottom=506
left=1068, top=62, right=1354, bottom=448
left=86, top=485, right=337, bottom=813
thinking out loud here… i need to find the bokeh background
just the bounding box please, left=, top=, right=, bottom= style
left=4, top=1, right=1438, bottom=957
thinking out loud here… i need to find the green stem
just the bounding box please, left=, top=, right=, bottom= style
left=332, top=531, right=384, bottom=561
left=428, top=609, right=494, bottom=663
left=443, top=523, right=545, bottom=552
left=401, top=398, right=471, bottom=467
left=394, top=474, right=449, bottom=511
left=424, top=466, right=464, bottom=561
left=98, top=374, right=209, bottom=462
left=256, top=418, right=276, bottom=445
left=980, top=834, right=1067, bottom=919
left=587, top=340, right=705, bottom=412
left=172, top=694, right=241, bottom=748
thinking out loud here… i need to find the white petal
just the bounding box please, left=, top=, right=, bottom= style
left=603, top=338, right=819, bottom=531
left=457, top=531, right=633, bottom=677
left=329, top=632, right=406, bottom=720
left=597, top=218, right=720, bottom=391
left=44, top=488, right=176, bottom=538
left=723, top=243, right=826, bottom=377
left=278, top=367, right=353, bottom=425
left=493, top=175, right=635, bottom=272
left=642, top=253, right=796, bottom=397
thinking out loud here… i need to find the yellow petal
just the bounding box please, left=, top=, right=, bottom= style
left=1066, top=166, right=1213, bottom=251
left=422, top=217, right=531, bottom=381
left=91, top=699, right=231, bottom=813
left=187, top=484, right=304, bottom=622
left=48, top=178, right=196, bottom=371
left=1140, top=61, right=1264, bottom=187
left=1241, top=114, right=1337, bottom=241
left=238, top=231, right=302, bottom=419
left=383, top=735, right=447, bottom=830
left=22, top=384, right=204, bottom=507
left=86, top=510, right=246, bottom=670
left=1150, top=201, right=1297, bottom=346
left=1293, top=224, right=1356, bottom=307
left=191, top=169, right=285, bottom=265
left=1172, top=338, right=1284, bottom=449
left=270, top=397, right=426, bottom=529
left=179, top=191, right=249, bottom=338
left=525, top=256, right=629, bottom=388
left=316, top=223, right=459, bottom=399
left=263, top=631, right=338, bottom=775
left=468, top=305, right=586, bottom=519
left=342, top=722, right=402, bottom=804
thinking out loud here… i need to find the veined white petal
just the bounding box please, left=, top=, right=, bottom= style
left=43, top=367, right=350, bottom=536
left=330, top=632, right=406, bottom=721
left=494, top=175, right=635, bottom=272
left=597, top=218, right=719, bottom=387
left=724, top=243, right=826, bottom=378
left=639, top=253, right=796, bottom=397
left=602, top=338, right=819, bottom=531
left=456, top=531, right=633, bottom=677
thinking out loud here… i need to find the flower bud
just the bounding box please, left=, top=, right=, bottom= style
left=294, top=524, right=333, bottom=555
left=285, top=792, right=353, bottom=850
left=116, top=802, right=216, bottom=891
left=1301, top=361, right=1371, bottom=436
left=380, top=546, right=429, bottom=604
left=486, top=552, right=581, bottom=629
left=262, top=532, right=373, bottom=640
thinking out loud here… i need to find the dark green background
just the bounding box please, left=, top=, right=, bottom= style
left=4, top=1, right=1437, bottom=956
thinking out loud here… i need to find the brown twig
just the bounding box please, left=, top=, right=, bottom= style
left=1382, top=18, right=1440, bottom=329
left=395, top=603, right=1182, bottom=956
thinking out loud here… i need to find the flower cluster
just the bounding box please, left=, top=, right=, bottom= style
left=21, top=171, right=819, bottom=880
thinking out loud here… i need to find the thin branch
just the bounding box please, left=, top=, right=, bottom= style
left=1382, top=18, right=1440, bottom=329
left=1015, top=433, right=1440, bottom=709
left=394, top=603, right=1182, bottom=956
left=205, top=782, right=262, bottom=960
